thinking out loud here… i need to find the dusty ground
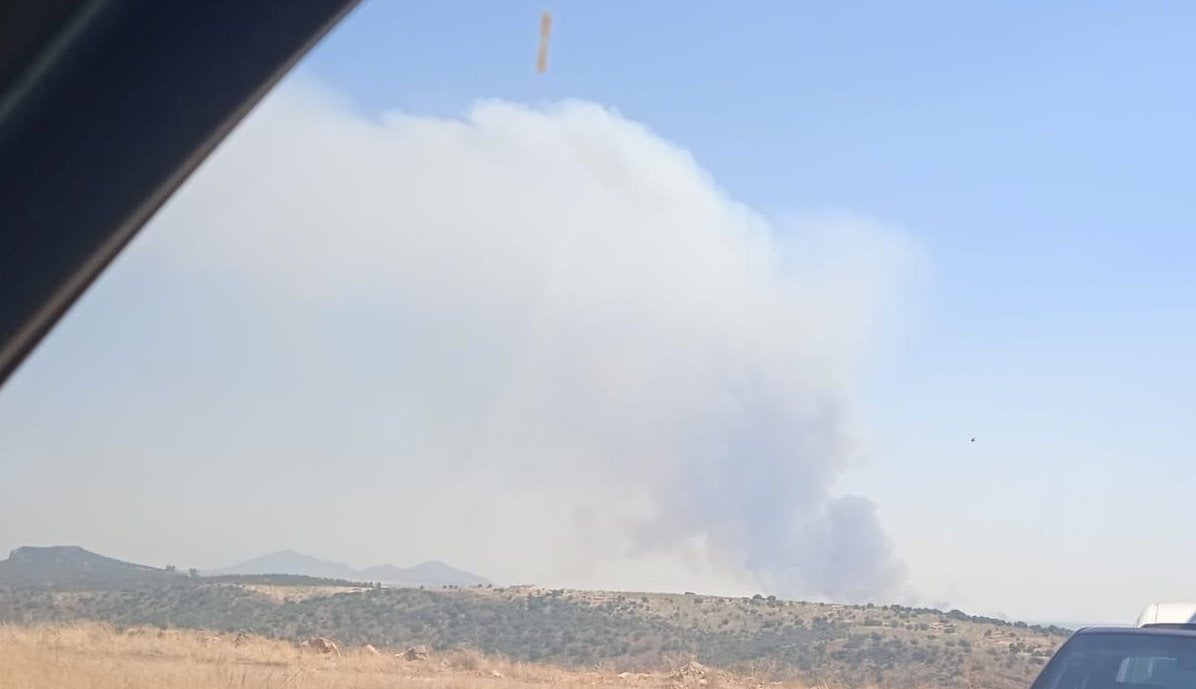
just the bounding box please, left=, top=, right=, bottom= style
left=0, top=623, right=811, bottom=689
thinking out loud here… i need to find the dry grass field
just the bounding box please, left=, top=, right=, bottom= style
left=0, top=623, right=809, bottom=689
left=0, top=581, right=1066, bottom=689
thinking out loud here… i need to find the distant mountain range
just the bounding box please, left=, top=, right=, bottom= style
left=207, top=549, right=489, bottom=587
left=0, top=545, right=488, bottom=591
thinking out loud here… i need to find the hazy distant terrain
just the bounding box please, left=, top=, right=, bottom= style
left=0, top=546, right=487, bottom=590
left=0, top=546, right=1069, bottom=689
left=207, top=550, right=489, bottom=588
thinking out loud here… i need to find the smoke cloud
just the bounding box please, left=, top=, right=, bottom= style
left=111, top=80, right=915, bottom=601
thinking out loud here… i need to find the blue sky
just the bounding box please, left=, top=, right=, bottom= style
left=2, top=1, right=1196, bottom=625
left=303, top=2, right=1196, bottom=621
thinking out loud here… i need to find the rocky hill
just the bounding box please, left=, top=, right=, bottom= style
left=0, top=546, right=170, bottom=589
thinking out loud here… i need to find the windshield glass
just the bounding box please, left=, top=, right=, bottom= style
left=4, top=3, right=1196, bottom=689
left=1033, top=633, right=1196, bottom=689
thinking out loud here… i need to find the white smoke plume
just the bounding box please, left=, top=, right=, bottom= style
left=126, top=80, right=916, bottom=601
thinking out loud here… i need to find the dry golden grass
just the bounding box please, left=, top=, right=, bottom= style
left=241, top=584, right=372, bottom=602
left=0, top=623, right=807, bottom=689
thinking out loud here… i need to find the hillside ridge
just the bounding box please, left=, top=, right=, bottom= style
left=0, top=546, right=1070, bottom=689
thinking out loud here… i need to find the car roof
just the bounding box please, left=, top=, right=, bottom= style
left=1074, top=626, right=1196, bottom=638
